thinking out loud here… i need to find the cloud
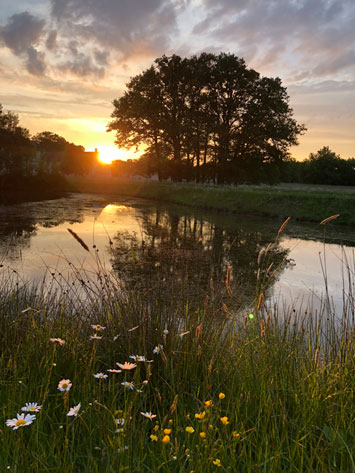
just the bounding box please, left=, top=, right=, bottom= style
left=0, top=11, right=47, bottom=75
left=50, top=0, right=180, bottom=61
left=193, top=0, right=355, bottom=81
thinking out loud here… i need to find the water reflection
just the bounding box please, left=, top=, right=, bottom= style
left=110, top=208, right=291, bottom=309
left=0, top=194, right=353, bottom=316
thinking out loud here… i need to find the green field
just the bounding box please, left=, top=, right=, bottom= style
left=1, top=226, right=354, bottom=472
left=69, top=177, right=355, bottom=226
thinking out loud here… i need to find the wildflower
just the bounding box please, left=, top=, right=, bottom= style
left=200, top=431, right=206, bottom=439
left=116, top=362, right=137, bottom=370
left=163, top=428, right=172, bottom=434
left=204, top=400, right=213, bottom=407
left=50, top=338, right=65, bottom=345
left=153, top=344, right=163, bottom=354
left=121, top=381, right=134, bottom=390
left=129, top=355, right=152, bottom=362
left=162, top=435, right=170, bottom=443
left=195, top=411, right=206, bottom=419
left=91, top=324, right=106, bottom=331
left=232, top=431, right=240, bottom=438
left=153, top=424, right=159, bottom=431
left=220, top=416, right=229, bottom=425
left=21, top=402, right=42, bottom=413
left=93, top=373, right=108, bottom=379
left=212, top=459, right=222, bottom=467
left=185, top=426, right=194, bottom=434
left=107, top=369, right=122, bottom=373
left=57, top=379, right=72, bottom=392
left=218, top=392, right=226, bottom=400
left=90, top=334, right=102, bottom=340
left=128, top=325, right=139, bottom=332
left=67, top=403, right=81, bottom=417
left=140, top=412, right=157, bottom=420
left=150, top=434, right=158, bottom=441
left=115, top=418, right=125, bottom=426
left=6, top=413, right=36, bottom=430
left=113, top=335, right=119, bottom=341
left=163, top=329, right=169, bottom=335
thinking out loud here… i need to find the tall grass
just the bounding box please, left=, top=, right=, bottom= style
left=0, top=229, right=354, bottom=472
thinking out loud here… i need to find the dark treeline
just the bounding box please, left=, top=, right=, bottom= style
left=108, top=53, right=306, bottom=184
left=0, top=104, right=97, bottom=202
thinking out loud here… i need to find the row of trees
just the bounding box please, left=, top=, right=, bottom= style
left=282, top=147, right=355, bottom=186
left=108, top=53, right=306, bottom=183
left=0, top=105, right=93, bottom=177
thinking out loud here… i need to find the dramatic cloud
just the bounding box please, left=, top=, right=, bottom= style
left=48, top=0, right=181, bottom=76
left=0, top=11, right=47, bottom=75
left=194, top=0, right=355, bottom=81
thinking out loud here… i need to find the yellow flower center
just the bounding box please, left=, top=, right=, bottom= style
left=62, top=383, right=68, bottom=389
left=29, top=407, right=36, bottom=411
left=16, top=419, right=27, bottom=426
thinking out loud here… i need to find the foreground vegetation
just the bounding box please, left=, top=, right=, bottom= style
left=1, top=224, right=354, bottom=472
left=70, top=176, right=355, bottom=226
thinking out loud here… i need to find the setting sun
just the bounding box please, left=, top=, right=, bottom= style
left=94, top=146, right=134, bottom=165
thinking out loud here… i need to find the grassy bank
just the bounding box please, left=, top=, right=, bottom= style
left=0, top=229, right=354, bottom=472
left=69, top=176, right=355, bottom=226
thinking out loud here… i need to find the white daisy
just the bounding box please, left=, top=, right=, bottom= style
left=153, top=344, right=163, bottom=354
left=90, top=334, right=102, bottom=340
left=91, top=324, right=106, bottom=331
left=121, top=381, right=134, bottom=390
left=57, top=379, right=72, bottom=392
left=163, top=329, right=169, bottom=335
left=115, top=418, right=125, bottom=426
left=128, top=325, right=139, bottom=332
left=6, top=413, right=36, bottom=430
left=93, top=373, right=108, bottom=379
left=140, top=411, right=157, bottom=420
left=116, top=362, right=136, bottom=370
left=67, top=403, right=81, bottom=417
left=129, top=355, right=147, bottom=362
left=107, top=369, right=122, bottom=373
left=21, top=402, right=42, bottom=413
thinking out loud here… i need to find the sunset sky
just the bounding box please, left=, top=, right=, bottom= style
left=0, top=0, right=354, bottom=162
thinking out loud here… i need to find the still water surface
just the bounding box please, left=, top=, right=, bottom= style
left=0, top=193, right=354, bottom=315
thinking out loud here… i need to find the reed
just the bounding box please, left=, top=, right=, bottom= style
left=0, top=233, right=354, bottom=472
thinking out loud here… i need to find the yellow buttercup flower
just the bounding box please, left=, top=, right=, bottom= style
left=212, top=459, right=222, bottom=467
left=150, top=434, right=158, bottom=441
left=220, top=416, right=229, bottom=425
left=195, top=411, right=206, bottom=419
left=200, top=431, right=206, bottom=439
left=218, top=392, right=226, bottom=400
left=162, top=435, right=170, bottom=443
left=153, top=424, right=159, bottom=431
left=204, top=400, right=213, bottom=407
left=164, top=428, right=172, bottom=434
left=185, top=426, right=195, bottom=434
left=232, top=431, right=240, bottom=438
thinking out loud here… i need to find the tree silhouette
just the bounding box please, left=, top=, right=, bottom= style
left=108, top=53, right=305, bottom=183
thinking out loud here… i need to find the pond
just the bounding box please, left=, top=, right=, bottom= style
left=0, top=193, right=354, bottom=317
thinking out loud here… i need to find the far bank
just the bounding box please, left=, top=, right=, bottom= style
left=69, top=176, right=355, bottom=226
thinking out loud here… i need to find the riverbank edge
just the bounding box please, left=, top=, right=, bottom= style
left=68, top=176, right=355, bottom=226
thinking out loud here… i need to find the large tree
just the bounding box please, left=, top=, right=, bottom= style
left=108, top=53, right=305, bottom=183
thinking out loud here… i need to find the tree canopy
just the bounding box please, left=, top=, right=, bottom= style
left=108, top=53, right=306, bottom=183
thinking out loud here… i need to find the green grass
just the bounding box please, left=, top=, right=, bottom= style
left=68, top=176, right=355, bottom=226
left=0, top=228, right=354, bottom=473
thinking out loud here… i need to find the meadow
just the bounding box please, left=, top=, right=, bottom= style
left=69, top=176, right=355, bottom=226
left=0, top=220, right=354, bottom=472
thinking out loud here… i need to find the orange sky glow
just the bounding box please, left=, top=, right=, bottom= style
left=0, top=0, right=354, bottom=162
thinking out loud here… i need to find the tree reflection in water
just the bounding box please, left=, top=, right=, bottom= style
left=110, top=208, right=292, bottom=312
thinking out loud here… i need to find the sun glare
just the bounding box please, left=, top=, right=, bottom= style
left=97, top=146, right=134, bottom=165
